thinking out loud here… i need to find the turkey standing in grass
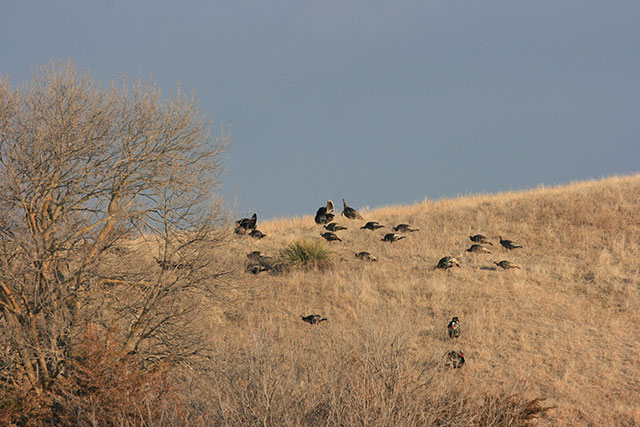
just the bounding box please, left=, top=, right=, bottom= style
left=325, top=223, right=347, bottom=232
left=342, top=199, right=364, bottom=220
left=382, top=233, right=405, bottom=242
left=470, top=234, right=492, bottom=245
left=393, top=224, right=419, bottom=232
left=301, top=314, right=327, bottom=325
left=315, top=200, right=335, bottom=225
left=494, top=260, right=521, bottom=270
left=361, top=221, right=384, bottom=230
left=445, top=350, right=465, bottom=368
left=321, top=231, right=342, bottom=242
left=355, top=251, right=378, bottom=262
left=448, top=317, right=461, bottom=339
left=498, top=236, right=522, bottom=250
left=466, top=244, right=492, bottom=254
left=236, top=213, right=257, bottom=232
left=435, top=256, right=460, bottom=270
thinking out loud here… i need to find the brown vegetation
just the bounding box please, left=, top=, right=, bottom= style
left=2, top=63, right=638, bottom=426
left=207, top=174, right=640, bottom=426
left=0, top=61, right=229, bottom=425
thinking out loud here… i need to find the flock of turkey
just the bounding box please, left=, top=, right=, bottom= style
left=235, top=198, right=525, bottom=369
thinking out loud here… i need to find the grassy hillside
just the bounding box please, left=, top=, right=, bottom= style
left=199, top=175, right=640, bottom=425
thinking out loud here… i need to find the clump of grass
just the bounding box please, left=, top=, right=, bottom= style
left=280, top=238, right=332, bottom=269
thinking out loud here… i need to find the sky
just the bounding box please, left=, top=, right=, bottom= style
left=1, top=1, right=639, bottom=219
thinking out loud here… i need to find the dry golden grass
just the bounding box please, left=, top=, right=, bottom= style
left=191, top=175, right=640, bottom=425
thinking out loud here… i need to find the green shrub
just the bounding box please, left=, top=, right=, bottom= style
left=281, top=239, right=332, bottom=268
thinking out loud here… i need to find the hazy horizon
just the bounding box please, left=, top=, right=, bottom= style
left=2, top=1, right=639, bottom=219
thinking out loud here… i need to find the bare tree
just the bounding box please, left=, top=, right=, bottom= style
left=0, top=61, right=230, bottom=398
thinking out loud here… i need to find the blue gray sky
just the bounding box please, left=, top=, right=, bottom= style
left=2, top=1, right=639, bottom=219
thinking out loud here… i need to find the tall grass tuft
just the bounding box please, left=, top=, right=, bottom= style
left=280, top=238, right=332, bottom=269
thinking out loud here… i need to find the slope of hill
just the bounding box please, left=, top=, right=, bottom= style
left=202, top=175, right=640, bottom=425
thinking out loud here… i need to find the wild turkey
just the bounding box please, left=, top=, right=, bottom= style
left=342, top=199, right=364, bottom=220
left=249, top=229, right=266, bottom=239
left=246, top=251, right=288, bottom=274
left=355, top=251, right=377, bottom=262
left=494, top=260, right=521, bottom=270
left=393, top=224, right=419, bottom=232
left=315, top=200, right=335, bottom=225
left=301, top=314, right=327, bottom=325
left=236, top=213, right=257, bottom=232
left=448, top=317, right=461, bottom=339
left=466, top=244, right=492, bottom=254
left=445, top=350, right=465, bottom=368
left=321, top=231, right=342, bottom=242
left=325, top=223, right=347, bottom=232
left=245, top=251, right=274, bottom=273
left=361, top=221, right=384, bottom=230
left=435, top=256, right=460, bottom=270
left=470, top=234, right=492, bottom=245
left=382, top=233, right=405, bottom=242
left=498, top=236, right=522, bottom=250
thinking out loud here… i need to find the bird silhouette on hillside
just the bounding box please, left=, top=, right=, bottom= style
left=325, top=222, right=347, bottom=232
left=466, top=244, right=492, bottom=254
left=249, top=229, right=266, bottom=239
left=435, top=256, right=461, bottom=270
left=393, top=224, right=419, bottom=232
left=470, top=234, right=492, bottom=245
left=361, top=221, right=384, bottom=230
left=382, top=233, right=405, bottom=242
left=315, top=200, right=335, bottom=225
left=321, top=231, right=342, bottom=242
left=301, top=314, right=327, bottom=325
left=448, top=317, right=461, bottom=339
left=342, top=199, right=364, bottom=220
left=494, top=260, right=521, bottom=270
left=498, top=236, right=522, bottom=250
left=235, top=213, right=257, bottom=234
left=445, top=350, right=465, bottom=368
left=355, top=251, right=377, bottom=262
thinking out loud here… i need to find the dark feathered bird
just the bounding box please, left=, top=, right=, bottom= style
left=315, top=200, right=335, bottom=225
left=245, top=251, right=274, bottom=273
left=466, top=244, right=492, bottom=254
left=249, top=229, right=266, bottom=239
left=445, top=350, right=465, bottom=368
left=498, top=236, right=522, bottom=250
left=301, top=314, right=327, bottom=325
left=246, top=251, right=288, bottom=274
left=325, top=222, right=347, bottom=232
left=342, top=199, right=364, bottom=220
left=355, top=251, right=377, bottom=262
left=470, top=234, right=492, bottom=245
left=321, top=231, right=342, bottom=242
left=435, top=256, right=460, bottom=270
left=382, top=233, right=405, bottom=242
left=236, top=213, right=257, bottom=231
left=393, top=224, right=419, bottom=232
left=361, top=221, right=384, bottom=230
left=494, top=260, right=521, bottom=270
left=448, top=317, right=461, bottom=339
